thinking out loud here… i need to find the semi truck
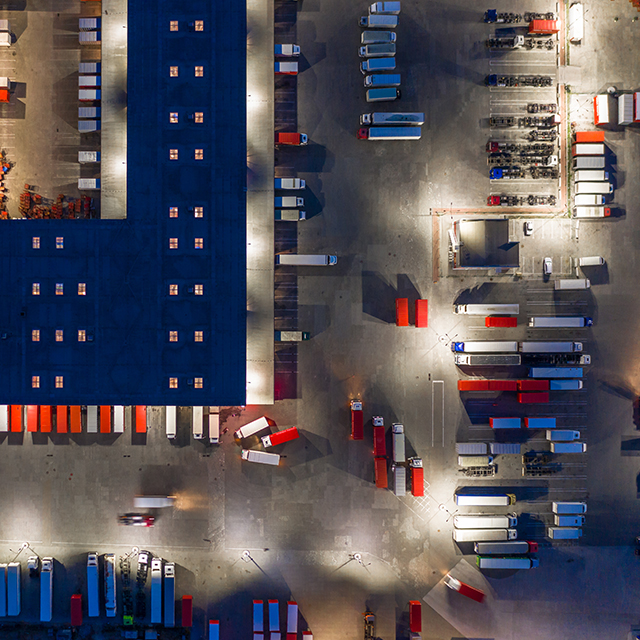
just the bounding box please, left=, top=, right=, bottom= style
left=275, top=178, right=305, bottom=189
left=275, top=44, right=300, bottom=56
left=451, top=342, right=518, bottom=353
left=443, top=574, right=485, bottom=602
left=454, top=303, right=519, bottom=315
left=357, top=126, right=421, bottom=140
left=360, top=111, right=424, bottom=125
left=573, top=206, right=611, bottom=218
left=274, top=62, right=298, bottom=74
left=241, top=449, right=281, bottom=465
left=552, top=502, right=587, bottom=514
left=40, top=557, right=53, bottom=622
left=549, top=380, right=583, bottom=390
left=529, top=367, right=583, bottom=378
left=87, top=553, right=99, bottom=617
left=369, top=1, right=401, bottom=14
left=453, top=528, right=517, bottom=542
left=234, top=416, right=270, bottom=439
left=364, top=73, right=401, bottom=87
left=359, top=43, right=396, bottom=57
left=275, top=196, right=304, bottom=208
left=477, top=556, right=539, bottom=569
left=276, top=254, right=337, bottom=266
left=474, top=541, right=537, bottom=554
left=528, top=317, right=592, bottom=328
left=104, top=553, right=116, bottom=618
left=164, top=562, right=175, bottom=628
left=455, top=494, right=515, bottom=506
left=454, top=514, right=517, bottom=529
left=519, top=342, right=583, bottom=353
left=360, top=58, right=396, bottom=74
left=454, top=354, right=521, bottom=366
left=275, top=209, right=305, bottom=222
left=366, top=88, right=400, bottom=102
left=275, top=132, right=308, bottom=145
left=275, top=330, right=310, bottom=341
left=151, top=558, right=163, bottom=623
left=359, top=15, right=398, bottom=27
left=261, top=426, right=299, bottom=448
left=409, top=458, right=424, bottom=496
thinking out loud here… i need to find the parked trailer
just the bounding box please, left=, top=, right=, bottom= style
left=104, top=554, right=116, bottom=618
left=552, top=501, right=587, bottom=514
left=524, top=417, right=556, bottom=429
left=574, top=182, right=613, bottom=195
left=458, top=455, right=493, bottom=467
left=443, top=575, right=485, bottom=603
left=359, top=42, right=397, bottom=57
left=357, top=126, right=421, bottom=140
left=374, top=457, right=387, bottom=488
left=275, top=44, right=301, bottom=56
left=528, top=317, right=592, bottom=328
left=392, top=423, right=405, bottom=462
left=518, top=379, right=549, bottom=391
left=519, top=342, right=583, bottom=353
left=287, top=601, right=298, bottom=636
left=40, top=557, right=53, bottom=622
left=86, top=553, right=100, bottom=617
left=573, top=206, right=610, bottom=218
left=573, top=156, right=605, bottom=169
left=409, top=601, right=421, bottom=633
left=242, top=449, right=281, bottom=465
left=548, top=527, right=582, bottom=539
left=192, top=405, right=204, bottom=439
left=458, top=380, right=517, bottom=391
left=165, top=405, right=176, bottom=439
left=572, top=143, right=605, bottom=156
left=261, top=426, right=299, bottom=448
left=71, top=594, right=83, bottom=627
left=455, top=354, right=522, bottom=366
left=451, top=342, right=519, bottom=353
left=7, top=563, right=20, bottom=616
left=373, top=422, right=386, bottom=456
left=151, top=558, right=163, bottom=623
left=490, top=443, right=521, bottom=454
left=409, top=458, right=424, bottom=496
left=554, top=279, right=591, bottom=290
left=454, top=303, right=519, bottom=315
left=554, top=515, right=585, bottom=526
left=276, top=254, right=337, bottom=266
left=453, top=528, right=518, bottom=542
left=550, top=442, right=586, bottom=453
left=254, top=600, right=264, bottom=633
left=530, top=367, right=583, bottom=378
left=455, top=494, right=515, bottom=506
left=490, top=417, right=521, bottom=429
left=361, top=30, right=397, bottom=44
left=234, top=416, right=271, bottom=439
left=275, top=209, right=306, bottom=221
left=392, top=464, right=406, bottom=496
left=549, top=380, right=583, bottom=390
left=454, top=514, right=517, bottom=529
left=477, top=556, right=539, bottom=569
left=486, top=316, right=517, bottom=327
left=518, top=392, right=549, bottom=403
left=269, top=600, right=279, bottom=632
left=474, top=541, right=538, bottom=554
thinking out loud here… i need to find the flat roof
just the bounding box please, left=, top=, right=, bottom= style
left=0, top=0, right=247, bottom=406
left=456, top=219, right=520, bottom=269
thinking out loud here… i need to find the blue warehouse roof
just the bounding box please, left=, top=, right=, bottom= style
left=0, top=0, right=247, bottom=406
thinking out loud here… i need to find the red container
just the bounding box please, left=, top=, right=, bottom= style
left=374, top=457, right=388, bottom=488
left=395, top=298, right=409, bottom=326
left=488, top=380, right=518, bottom=391
left=518, top=379, right=549, bottom=391
left=410, top=466, right=424, bottom=496
left=529, top=19, right=558, bottom=33
left=71, top=594, right=83, bottom=626
left=56, top=406, right=68, bottom=433
left=40, top=406, right=52, bottom=433
left=70, top=406, right=82, bottom=433
left=575, top=131, right=605, bottom=143
left=409, top=601, right=421, bottom=633
left=27, top=405, right=38, bottom=432
left=518, top=392, right=549, bottom=403
left=415, top=299, right=428, bottom=327
left=100, top=406, right=111, bottom=433
left=457, top=380, right=490, bottom=391
left=485, top=316, right=517, bottom=328
left=136, top=406, right=147, bottom=433
left=182, top=595, right=193, bottom=628
left=373, top=426, right=386, bottom=457
left=10, top=405, right=21, bottom=432
left=351, top=401, right=364, bottom=440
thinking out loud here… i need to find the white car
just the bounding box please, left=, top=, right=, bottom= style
left=543, top=257, right=553, bottom=276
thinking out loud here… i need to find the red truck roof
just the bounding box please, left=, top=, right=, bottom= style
left=485, top=316, right=517, bottom=328
left=351, top=401, right=364, bottom=440
left=415, top=299, right=428, bottom=327
left=517, top=379, right=550, bottom=391
left=395, top=298, right=409, bottom=326
left=518, top=392, right=550, bottom=403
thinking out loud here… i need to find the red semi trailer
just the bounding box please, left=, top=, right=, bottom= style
left=262, top=426, right=300, bottom=448
left=351, top=401, right=364, bottom=440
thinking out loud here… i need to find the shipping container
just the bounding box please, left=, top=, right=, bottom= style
left=415, top=299, right=428, bottom=327
left=490, top=442, right=521, bottom=454
left=454, top=514, right=517, bottom=529
left=477, top=556, right=538, bottom=569
left=574, top=131, right=605, bottom=143
left=550, top=442, right=587, bottom=453
left=524, top=417, right=556, bottom=429
left=456, top=442, right=488, bottom=455
left=409, top=601, right=421, bottom=633
left=474, top=541, right=537, bottom=554
left=547, top=429, right=580, bottom=441
left=490, top=417, right=521, bottom=429
left=518, top=392, right=549, bottom=403
left=485, top=316, right=517, bottom=327
left=374, top=457, right=388, bottom=488
left=395, top=298, right=409, bottom=326
left=528, top=19, right=558, bottom=33
left=572, top=143, right=606, bottom=156
left=351, top=401, right=364, bottom=440
left=453, top=528, right=517, bottom=542
left=529, top=367, right=583, bottom=378
left=517, top=379, right=549, bottom=391
left=549, top=379, right=583, bottom=390
left=443, top=574, right=485, bottom=602
left=593, top=95, right=610, bottom=125
left=455, top=494, right=515, bottom=506
left=619, top=93, right=634, bottom=125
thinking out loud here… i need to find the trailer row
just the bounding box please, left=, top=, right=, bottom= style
left=458, top=379, right=583, bottom=391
